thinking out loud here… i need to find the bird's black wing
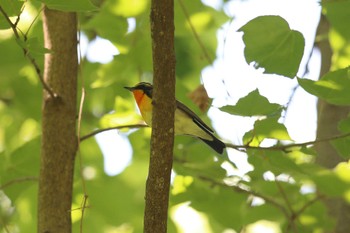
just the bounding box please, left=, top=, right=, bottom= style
left=176, top=100, right=214, bottom=134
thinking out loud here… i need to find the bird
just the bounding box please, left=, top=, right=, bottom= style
left=124, top=82, right=226, bottom=154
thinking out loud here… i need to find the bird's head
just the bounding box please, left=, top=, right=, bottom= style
left=124, top=82, right=154, bottom=108
left=124, top=82, right=153, bottom=98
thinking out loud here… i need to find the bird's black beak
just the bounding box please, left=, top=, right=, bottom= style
left=124, top=86, right=134, bottom=91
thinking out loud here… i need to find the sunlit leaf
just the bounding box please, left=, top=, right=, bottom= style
left=105, top=0, right=149, bottom=17
left=256, top=118, right=291, bottom=140
left=323, top=0, right=350, bottom=40
left=239, top=15, right=305, bottom=78
left=298, top=67, right=350, bottom=105
left=220, top=89, right=282, bottom=117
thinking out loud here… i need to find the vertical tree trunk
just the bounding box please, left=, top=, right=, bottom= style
left=143, top=0, right=176, bottom=232
left=38, top=7, right=78, bottom=233
left=315, top=14, right=350, bottom=233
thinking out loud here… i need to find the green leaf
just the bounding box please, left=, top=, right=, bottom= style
left=323, top=0, right=350, bottom=40
left=40, top=0, right=98, bottom=12
left=254, top=117, right=291, bottom=141
left=173, top=179, right=247, bottom=230
left=220, top=89, right=282, bottom=117
left=331, top=137, right=350, bottom=159
left=83, top=11, right=128, bottom=43
left=239, top=15, right=305, bottom=78
left=0, top=137, right=40, bottom=201
left=0, top=0, right=23, bottom=29
left=298, top=67, right=350, bottom=105
left=103, top=0, right=149, bottom=17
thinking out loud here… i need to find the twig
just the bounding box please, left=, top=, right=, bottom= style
left=225, top=131, right=350, bottom=152
left=196, top=175, right=290, bottom=219
left=275, top=180, right=298, bottom=233
left=76, top=28, right=88, bottom=233
left=177, top=0, right=212, bottom=64
left=79, top=124, right=149, bottom=142
left=294, top=194, right=325, bottom=218
left=0, top=176, right=38, bottom=190
left=0, top=5, right=56, bottom=98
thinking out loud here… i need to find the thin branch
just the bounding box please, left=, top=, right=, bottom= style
left=225, top=131, right=350, bottom=152
left=294, top=194, right=325, bottom=219
left=79, top=124, right=149, bottom=142
left=0, top=5, right=56, bottom=98
left=177, top=0, right=212, bottom=64
left=79, top=194, right=88, bottom=233
left=275, top=180, right=298, bottom=233
left=196, top=175, right=290, bottom=219
left=0, top=176, right=38, bottom=190
left=25, top=6, right=44, bottom=39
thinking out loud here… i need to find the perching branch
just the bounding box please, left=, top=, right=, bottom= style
left=0, top=5, right=56, bottom=98
left=79, top=123, right=149, bottom=142
left=225, top=131, right=350, bottom=152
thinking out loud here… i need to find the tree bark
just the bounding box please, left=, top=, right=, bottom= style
left=38, top=6, right=78, bottom=233
left=315, top=13, right=350, bottom=233
left=143, top=0, right=176, bottom=232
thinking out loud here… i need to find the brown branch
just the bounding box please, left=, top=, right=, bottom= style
left=225, top=131, right=350, bottom=152
left=0, top=176, right=38, bottom=190
left=79, top=123, right=149, bottom=142
left=0, top=5, right=56, bottom=98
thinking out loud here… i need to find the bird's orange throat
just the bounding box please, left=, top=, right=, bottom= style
left=132, top=90, right=152, bottom=125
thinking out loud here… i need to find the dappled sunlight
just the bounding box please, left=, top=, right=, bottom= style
left=171, top=203, right=213, bottom=233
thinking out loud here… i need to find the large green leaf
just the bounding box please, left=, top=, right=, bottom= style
left=239, top=15, right=305, bottom=78
left=220, top=89, right=282, bottom=117
left=298, top=67, right=350, bottom=105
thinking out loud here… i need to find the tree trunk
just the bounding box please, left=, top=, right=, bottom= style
left=38, top=6, right=78, bottom=233
left=143, top=0, right=176, bottom=232
left=315, top=13, right=350, bottom=233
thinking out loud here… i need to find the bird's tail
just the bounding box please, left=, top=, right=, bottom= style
left=199, top=136, right=226, bottom=154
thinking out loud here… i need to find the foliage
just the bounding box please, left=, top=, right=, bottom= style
left=1, top=0, right=350, bottom=232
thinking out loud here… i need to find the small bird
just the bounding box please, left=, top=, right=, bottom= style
left=125, top=82, right=226, bottom=154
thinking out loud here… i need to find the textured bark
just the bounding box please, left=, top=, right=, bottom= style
left=143, top=0, right=176, bottom=232
left=314, top=14, right=350, bottom=233
left=38, top=7, right=78, bottom=233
